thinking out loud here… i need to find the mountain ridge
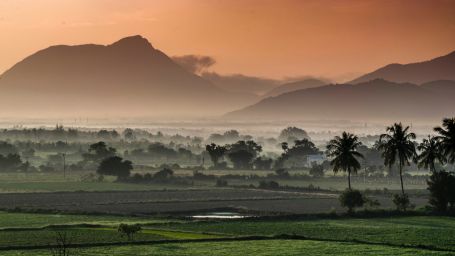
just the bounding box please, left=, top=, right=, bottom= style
left=350, top=50, right=455, bottom=84
left=225, top=79, right=455, bottom=121
left=0, top=35, right=256, bottom=118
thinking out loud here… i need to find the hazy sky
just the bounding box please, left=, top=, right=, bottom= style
left=0, top=0, right=454, bottom=81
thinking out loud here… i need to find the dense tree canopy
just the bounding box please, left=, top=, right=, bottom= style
left=97, top=156, right=132, bottom=179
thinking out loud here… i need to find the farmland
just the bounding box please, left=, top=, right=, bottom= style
left=0, top=212, right=453, bottom=255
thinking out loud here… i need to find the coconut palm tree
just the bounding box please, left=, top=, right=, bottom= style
left=434, top=118, right=455, bottom=164
left=416, top=136, right=445, bottom=172
left=377, top=123, right=416, bottom=195
left=326, top=132, right=364, bottom=190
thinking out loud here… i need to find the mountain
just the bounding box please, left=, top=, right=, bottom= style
left=225, top=79, right=455, bottom=121
left=420, top=80, right=455, bottom=94
left=261, top=78, right=327, bottom=98
left=350, top=50, right=455, bottom=84
left=201, top=72, right=280, bottom=96
left=0, top=35, right=255, bottom=118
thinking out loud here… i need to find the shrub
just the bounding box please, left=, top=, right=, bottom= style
left=392, top=193, right=414, bottom=211
left=117, top=224, right=141, bottom=241
left=339, top=189, right=365, bottom=213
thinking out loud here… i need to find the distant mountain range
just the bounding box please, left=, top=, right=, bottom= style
left=261, top=79, right=327, bottom=98
left=350, top=50, right=455, bottom=84
left=0, top=35, right=255, bottom=118
left=225, top=79, right=455, bottom=121
left=0, top=35, right=454, bottom=121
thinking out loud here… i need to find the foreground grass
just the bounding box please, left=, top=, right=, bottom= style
left=0, top=212, right=453, bottom=255
left=3, top=239, right=453, bottom=256
left=154, top=216, right=455, bottom=251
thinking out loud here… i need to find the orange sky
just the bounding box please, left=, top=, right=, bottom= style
left=0, top=0, right=454, bottom=81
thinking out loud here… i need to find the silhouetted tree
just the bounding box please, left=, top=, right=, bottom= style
left=416, top=136, right=445, bottom=172
left=326, top=132, right=364, bottom=190
left=434, top=118, right=455, bottom=164
left=227, top=140, right=262, bottom=169
left=278, top=127, right=310, bottom=144
left=228, top=150, right=254, bottom=169
left=377, top=123, right=416, bottom=196
left=205, top=143, right=227, bottom=169
left=97, top=156, right=132, bottom=179
left=83, top=141, right=116, bottom=163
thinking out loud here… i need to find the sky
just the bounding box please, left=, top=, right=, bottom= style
left=0, top=0, right=454, bottom=81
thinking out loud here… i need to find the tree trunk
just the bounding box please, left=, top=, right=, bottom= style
left=348, top=170, right=351, bottom=190
left=399, top=164, right=405, bottom=195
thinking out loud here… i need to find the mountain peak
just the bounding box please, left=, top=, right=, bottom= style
left=110, top=35, right=154, bottom=49
left=350, top=49, right=455, bottom=84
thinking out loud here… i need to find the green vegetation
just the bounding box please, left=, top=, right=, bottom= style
left=155, top=216, right=455, bottom=251
left=0, top=211, right=453, bottom=255
left=0, top=212, right=165, bottom=228
left=4, top=239, right=453, bottom=256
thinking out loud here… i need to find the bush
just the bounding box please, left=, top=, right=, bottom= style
left=117, top=224, right=141, bottom=241
left=392, top=193, right=414, bottom=211
left=339, top=189, right=365, bottom=213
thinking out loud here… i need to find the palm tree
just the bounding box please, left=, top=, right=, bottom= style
left=434, top=118, right=455, bottom=164
left=377, top=123, right=416, bottom=195
left=326, top=132, right=364, bottom=190
left=416, top=136, right=445, bottom=172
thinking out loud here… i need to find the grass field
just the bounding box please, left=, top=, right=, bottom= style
left=0, top=212, right=453, bottom=255
left=155, top=216, right=455, bottom=251
left=3, top=239, right=453, bottom=256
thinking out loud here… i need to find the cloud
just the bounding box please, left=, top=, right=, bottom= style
left=172, top=55, right=216, bottom=75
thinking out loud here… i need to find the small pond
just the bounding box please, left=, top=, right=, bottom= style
left=190, top=212, right=252, bottom=219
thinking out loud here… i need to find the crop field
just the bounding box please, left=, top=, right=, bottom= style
left=0, top=213, right=453, bottom=256
left=0, top=189, right=427, bottom=215
left=155, top=216, right=455, bottom=251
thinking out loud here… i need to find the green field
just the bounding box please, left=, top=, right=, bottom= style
left=0, top=212, right=453, bottom=255
left=155, top=216, right=455, bottom=251
left=4, top=239, right=453, bottom=256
